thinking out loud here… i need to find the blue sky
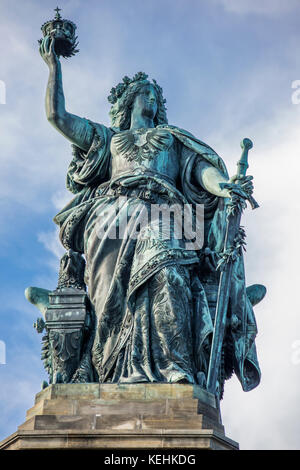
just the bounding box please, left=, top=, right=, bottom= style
left=1, top=0, right=300, bottom=450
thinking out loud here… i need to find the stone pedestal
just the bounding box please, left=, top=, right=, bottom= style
left=0, top=384, right=238, bottom=450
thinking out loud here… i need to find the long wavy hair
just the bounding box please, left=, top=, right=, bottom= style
left=109, top=79, right=168, bottom=130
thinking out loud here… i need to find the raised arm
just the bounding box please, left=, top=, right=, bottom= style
left=39, top=36, right=93, bottom=152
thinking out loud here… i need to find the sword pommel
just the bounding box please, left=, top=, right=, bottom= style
left=241, top=138, right=253, bottom=151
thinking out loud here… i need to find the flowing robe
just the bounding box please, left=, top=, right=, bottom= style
left=54, top=121, right=260, bottom=393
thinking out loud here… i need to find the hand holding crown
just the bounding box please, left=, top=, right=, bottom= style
left=39, top=35, right=60, bottom=69
left=39, top=7, right=79, bottom=66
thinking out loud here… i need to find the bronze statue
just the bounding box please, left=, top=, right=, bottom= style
left=27, top=9, right=266, bottom=402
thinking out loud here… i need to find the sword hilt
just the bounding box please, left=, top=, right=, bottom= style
left=238, top=138, right=259, bottom=210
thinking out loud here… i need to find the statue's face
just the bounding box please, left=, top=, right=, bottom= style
left=132, top=84, right=158, bottom=120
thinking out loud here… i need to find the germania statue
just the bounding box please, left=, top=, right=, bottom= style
left=27, top=8, right=266, bottom=403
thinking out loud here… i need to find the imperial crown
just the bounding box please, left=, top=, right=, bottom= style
left=39, top=7, right=79, bottom=59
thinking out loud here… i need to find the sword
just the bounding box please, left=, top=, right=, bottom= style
left=206, top=138, right=258, bottom=396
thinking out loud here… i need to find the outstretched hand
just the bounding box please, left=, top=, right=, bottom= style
left=39, top=36, right=60, bottom=68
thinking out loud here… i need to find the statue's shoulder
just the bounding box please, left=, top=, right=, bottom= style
left=157, top=124, right=213, bottom=151
left=157, top=124, right=206, bottom=144
left=84, top=119, right=115, bottom=140
left=157, top=124, right=228, bottom=177
left=156, top=123, right=188, bottom=134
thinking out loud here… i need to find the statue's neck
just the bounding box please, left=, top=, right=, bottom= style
left=130, top=112, right=155, bottom=130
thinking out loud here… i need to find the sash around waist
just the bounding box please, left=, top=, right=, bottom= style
left=109, top=167, right=176, bottom=187
left=93, top=169, right=187, bottom=206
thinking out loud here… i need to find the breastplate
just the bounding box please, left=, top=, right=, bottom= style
left=110, top=127, right=179, bottom=182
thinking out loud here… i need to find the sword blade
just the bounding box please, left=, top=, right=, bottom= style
left=206, top=264, right=233, bottom=394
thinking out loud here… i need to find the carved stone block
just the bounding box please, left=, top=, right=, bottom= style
left=44, top=287, right=89, bottom=384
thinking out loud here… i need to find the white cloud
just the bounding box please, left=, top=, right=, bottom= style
left=38, top=228, right=65, bottom=269
left=51, top=189, right=73, bottom=211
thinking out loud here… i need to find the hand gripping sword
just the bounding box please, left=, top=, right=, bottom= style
left=206, top=138, right=258, bottom=396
